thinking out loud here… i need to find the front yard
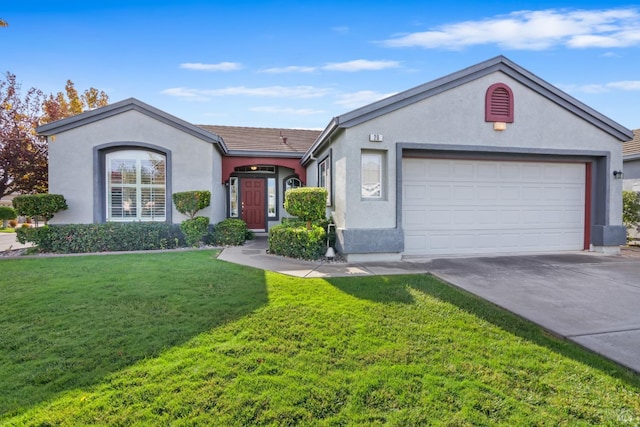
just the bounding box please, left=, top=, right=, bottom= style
left=1, top=251, right=639, bottom=425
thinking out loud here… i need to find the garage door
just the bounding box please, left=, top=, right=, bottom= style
left=402, top=158, right=586, bottom=255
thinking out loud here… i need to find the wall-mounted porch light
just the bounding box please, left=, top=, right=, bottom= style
left=250, top=165, right=258, bottom=171
left=613, top=170, right=624, bottom=179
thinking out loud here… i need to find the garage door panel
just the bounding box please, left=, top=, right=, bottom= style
left=403, top=158, right=585, bottom=255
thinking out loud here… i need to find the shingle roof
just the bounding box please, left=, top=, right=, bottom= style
left=198, top=125, right=321, bottom=155
left=623, top=129, right=640, bottom=156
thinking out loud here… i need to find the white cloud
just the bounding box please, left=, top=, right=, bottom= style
left=331, top=26, right=350, bottom=34
left=261, top=59, right=401, bottom=73
left=559, top=80, right=640, bottom=93
left=335, top=90, right=396, bottom=109
left=250, top=106, right=325, bottom=115
left=163, top=85, right=332, bottom=100
left=607, top=80, right=640, bottom=90
left=160, top=87, right=210, bottom=101
left=381, top=8, right=640, bottom=50
left=261, top=66, right=317, bottom=73
left=180, top=62, right=243, bottom=71
left=323, top=59, right=401, bottom=72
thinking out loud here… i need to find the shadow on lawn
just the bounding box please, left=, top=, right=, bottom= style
left=327, top=273, right=640, bottom=387
left=327, top=275, right=418, bottom=304
left=0, top=251, right=269, bottom=419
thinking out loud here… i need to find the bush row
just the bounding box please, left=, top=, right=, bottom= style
left=16, top=218, right=249, bottom=254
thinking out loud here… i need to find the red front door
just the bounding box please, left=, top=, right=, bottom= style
left=241, top=178, right=266, bottom=230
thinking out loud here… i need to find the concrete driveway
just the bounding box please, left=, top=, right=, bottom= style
left=413, top=251, right=640, bottom=373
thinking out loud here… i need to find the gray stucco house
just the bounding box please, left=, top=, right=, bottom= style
left=39, top=56, right=633, bottom=261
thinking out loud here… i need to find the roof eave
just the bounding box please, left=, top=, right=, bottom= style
left=301, top=117, right=340, bottom=165
left=37, top=98, right=229, bottom=154
left=226, top=150, right=304, bottom=158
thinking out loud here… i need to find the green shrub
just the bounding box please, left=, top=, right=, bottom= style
left=269, top=223, right=326, bottom=260
left=16, top=223, right=184, bottom=253
left=284, top=187, right=327, bottom=225
left=0, top=206, right=17, bottom=228
left=282, top=216, right=336, bottom=248
left=180, top=216, right=210, bottom=246
left=12, top=194, right=68, bottom=225
left=623, top=190, right=640, bottom=230
left=209, top=218, right=248, bottom=246
left=173, top=191, right=211, bottom=220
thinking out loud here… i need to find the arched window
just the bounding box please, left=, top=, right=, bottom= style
left=283, top=176, right=303, bottom=207
left=106, top=150, right=166, bottom=221
left=285, top=176, right=302, bottom=193
left=485, top=83, right=514, bottom=123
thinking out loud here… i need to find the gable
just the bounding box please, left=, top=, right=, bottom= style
left=37, top=97, right=226, bottom=153
left=303, top=56, right=633, bottom=163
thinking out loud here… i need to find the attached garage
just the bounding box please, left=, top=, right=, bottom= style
left=302, top=56, right=630, bottom=262
left=402, top=158, right=587, bottom=255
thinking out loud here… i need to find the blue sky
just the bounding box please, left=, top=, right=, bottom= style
left=3, top=1, right=640, bottom=130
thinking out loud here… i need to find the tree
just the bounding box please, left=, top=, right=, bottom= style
left=1, top=73, right=109, bottom=198
left=41, top=80, right=109, bottom=124
left=0, top=72, right=47, bottom=199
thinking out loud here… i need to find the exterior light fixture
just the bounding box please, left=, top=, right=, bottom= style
left=613, top=170, right=624, bottom=179
left=250, top=165, right=258, bottom=171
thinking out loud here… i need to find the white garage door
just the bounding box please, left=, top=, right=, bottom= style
left=402, top=158, right=586, bottom=255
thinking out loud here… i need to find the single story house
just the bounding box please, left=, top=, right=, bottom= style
left=39, top=56, right=632, bottom=261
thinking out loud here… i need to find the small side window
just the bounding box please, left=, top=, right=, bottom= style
left=361, top=151, right=384, bottom=199
left=318, top=157, right=331, bottom=206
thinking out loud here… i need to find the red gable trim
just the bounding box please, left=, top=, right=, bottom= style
left=221, top=157, right=306, bottom=184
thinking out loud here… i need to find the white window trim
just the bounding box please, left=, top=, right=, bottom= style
left=319, top=156, right=331, bottom=206
left=106, top=150, right=166, bottom=222
left=361, top=151, right=384, bottom=199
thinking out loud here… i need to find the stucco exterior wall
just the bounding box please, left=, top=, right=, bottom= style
left=337, top=72, right=623, bottom=234
left=48, top=110, right=226, bottom=224
left=304, top=69, right=626, bottom=260
left=624, top=158, right=640, bottom=181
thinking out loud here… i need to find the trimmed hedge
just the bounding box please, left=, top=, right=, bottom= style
left=12, top=194, right=68, bottom=224
left=209, top=218, right=248, bottom=246
left=173, top=190, right=211, bottom=220
left=284, top=187, right=327, bottom=223
left=269, top=223, right=326, bottom=260
left=0, top=206, right=17, bottom=228
left=180, top=216, right=210, bottom=246
left=16, top=223, right=184, bottom=254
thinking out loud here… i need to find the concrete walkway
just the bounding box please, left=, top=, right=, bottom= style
left=219, top=235, right=640, bottom=373
left=0, top=232, right=32, bottom=252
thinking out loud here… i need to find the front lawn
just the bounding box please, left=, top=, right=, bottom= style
left=1, top=251, right=639, bottom=425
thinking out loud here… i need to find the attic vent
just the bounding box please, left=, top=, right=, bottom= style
left=485, top=83, right=514, bottom=123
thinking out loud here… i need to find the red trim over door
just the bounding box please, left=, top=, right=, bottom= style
left=221, top=157, right=306, bottom=184
left=241, top=178, right=266, bottom=230
left=584, top=162, right=592, bottom=250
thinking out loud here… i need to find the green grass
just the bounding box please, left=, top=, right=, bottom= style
left=1, top=251, right=639, bottom=426
left=0, top=227, right=16, bottom=233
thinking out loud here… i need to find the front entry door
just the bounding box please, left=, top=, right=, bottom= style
left=241, top=178, right=266, bottom=230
